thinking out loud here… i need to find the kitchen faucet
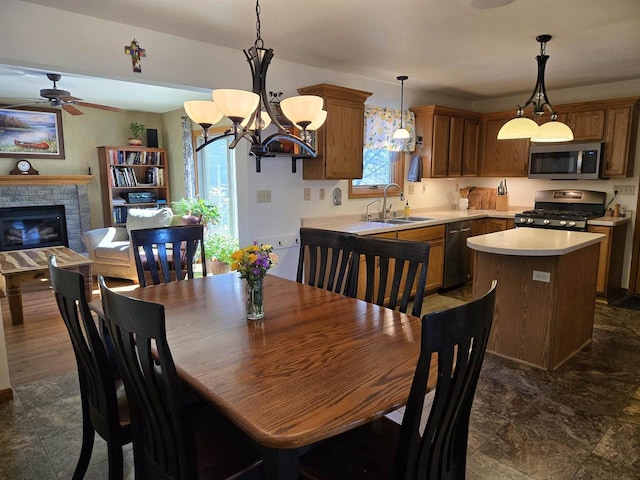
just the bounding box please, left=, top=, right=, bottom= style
left=382, top=183, right=405, bottom=219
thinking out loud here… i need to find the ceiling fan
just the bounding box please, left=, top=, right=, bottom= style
left=5, top=73, right=124, bottom=115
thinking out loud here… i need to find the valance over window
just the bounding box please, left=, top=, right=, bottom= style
left=364, top=106, right=416, bottom=152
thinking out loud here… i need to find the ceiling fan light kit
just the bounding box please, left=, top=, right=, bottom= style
left=183, top=0, right=326, bottom=172
left=497, top=34, right=574, bottom=142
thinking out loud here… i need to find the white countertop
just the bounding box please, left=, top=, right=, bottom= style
left=467, top=227, right=606, bottom=256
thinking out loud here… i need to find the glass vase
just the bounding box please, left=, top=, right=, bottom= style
left=246, top=278, right=265, bottom=321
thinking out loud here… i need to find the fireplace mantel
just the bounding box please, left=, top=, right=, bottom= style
left=0, top=175, right=94, bottom=186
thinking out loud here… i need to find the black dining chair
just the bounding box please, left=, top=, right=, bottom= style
left=130, top=224, right=207, bottom=287
left=350, top=235, right=431, bottom=318
left=98, top=276, right=263, bottom=480
left=296, top=228, right=356, bottom=295
left=299, top=280, right=498, bottom=480
left=47, top=256, right=131, bottom=480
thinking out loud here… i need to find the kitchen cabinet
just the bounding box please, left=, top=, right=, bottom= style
left=603, top=102, right=639, bottom=177
left=397, top=225, right=445, bottom=292
left=565, top=109, right=606, bottom=141
left=410, top=105, right=481, bottom=178
left=297, top=83, right=372, bottom=180
left=588, top=223, right=628, bottom=303
left=480, top=113, right=530, bottom=177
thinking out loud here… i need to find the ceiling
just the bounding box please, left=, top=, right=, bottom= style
left=1, top=0, right=639, bottom=113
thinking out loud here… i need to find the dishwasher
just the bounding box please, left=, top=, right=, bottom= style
left=443, top=220, right=472, bottom=289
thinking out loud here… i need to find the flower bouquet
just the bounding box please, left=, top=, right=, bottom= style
left=231, top=243, right=278, bottom=320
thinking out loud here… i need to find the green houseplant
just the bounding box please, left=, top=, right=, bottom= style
left=170, top=198, right=221, bottom=226
left=128, top=122, right=145, bottom=146
left=204, top=233, right=238, bottom=275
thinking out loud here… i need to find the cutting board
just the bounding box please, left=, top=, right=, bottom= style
left=467, top=187, right=496, bottom=210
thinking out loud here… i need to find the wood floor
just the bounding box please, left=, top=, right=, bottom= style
left=1, top=277, right=136, bottom=385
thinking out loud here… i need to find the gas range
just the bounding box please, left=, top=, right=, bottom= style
left=515, top=190, right=606, bottom=232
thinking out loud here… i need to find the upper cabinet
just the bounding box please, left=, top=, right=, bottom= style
left=480, top=96, right=640, bottom=178
left=297, top=84, right=372, bottom=180
left=410, top=105, right=482, bottom=178
left=480, top=112, right=530, bottom=177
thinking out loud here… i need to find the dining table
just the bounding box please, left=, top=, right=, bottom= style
left=91, top=273, right=428, bottom=479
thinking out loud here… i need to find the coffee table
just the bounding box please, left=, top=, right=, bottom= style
left=0, top=246, right=93, bottom=325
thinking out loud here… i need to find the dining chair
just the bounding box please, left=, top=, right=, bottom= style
left=296, top=228, right=356, bottom=295
left=98, top=276, right=263, bottom=480
left=299, top=280, right=498, bottom=480
left=47, top=256, right=131, bottom=480
left=130, top=224, right=207, bottom=287
left=350, top=235, right=431, bottom=317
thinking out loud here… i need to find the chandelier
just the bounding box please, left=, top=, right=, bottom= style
left=184, top=0, right=326, bottom=168
left=497, top=35, right=573, bottom=143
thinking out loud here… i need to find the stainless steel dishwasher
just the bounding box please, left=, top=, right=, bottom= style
left=443, top=220, right=472, bottom=289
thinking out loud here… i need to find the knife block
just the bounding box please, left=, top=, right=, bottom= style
left=495, top=195, right=509, bottom=212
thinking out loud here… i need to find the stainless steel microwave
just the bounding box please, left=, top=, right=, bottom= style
left=528, top=142, right=603, bottom=180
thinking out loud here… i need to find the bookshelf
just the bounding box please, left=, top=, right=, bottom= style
left=97, top=146, right=170, bottom=226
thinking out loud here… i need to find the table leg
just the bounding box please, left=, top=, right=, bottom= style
left=261, top=447, right=299, bottom=480
left=6, top=275, right=24, bottom=326
left=78, top=265, right=93, bottom=301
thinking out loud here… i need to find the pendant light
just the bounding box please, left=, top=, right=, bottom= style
left=497, top=35, right=573, bottom=142
left=183, top=0, right=326, bottom=170
left=393, top=75, right=410, bottom=139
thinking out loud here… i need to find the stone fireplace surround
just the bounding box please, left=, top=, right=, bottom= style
left=0, top=176, right=93, bottom=253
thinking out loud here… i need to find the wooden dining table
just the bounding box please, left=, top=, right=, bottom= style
left=91, top=273, right=425, bottom=479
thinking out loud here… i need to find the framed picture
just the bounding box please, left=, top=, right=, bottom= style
left=0, top=106, right=65, bottom=159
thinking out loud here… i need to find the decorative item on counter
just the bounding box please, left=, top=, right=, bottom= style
left=613, top=203, right=620, bottom=218
left=231, top=242, right=278, bottom=321
left=495, top=178, right=509, bottom=212
left=458, top=187, right=470, bottom=210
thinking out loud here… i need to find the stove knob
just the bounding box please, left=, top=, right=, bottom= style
left=569, top=221, right=576, bottom=227
left=559, top=220, right=567, bottom=226
left=519, top=217, right=528, bottom=223
left=526, top=218, right=534, bottom=224
left=543, top=219, right=551, bottom=225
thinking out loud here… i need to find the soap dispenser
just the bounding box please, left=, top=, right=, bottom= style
left=403, top=201, right=411, bottom=217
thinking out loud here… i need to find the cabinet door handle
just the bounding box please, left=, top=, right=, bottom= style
left=449, top=229, right=459, bottom=234
left=459, top=227, right=471, bottom=232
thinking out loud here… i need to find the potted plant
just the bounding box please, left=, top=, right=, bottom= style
left=128, top=122, right=145, bottom=146
left=204, top=233, right=239, bottom=275
left=170, top=197, right=221, bottom=226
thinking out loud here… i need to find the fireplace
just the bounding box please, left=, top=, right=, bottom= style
left=0, top=205, right=69, bottom=251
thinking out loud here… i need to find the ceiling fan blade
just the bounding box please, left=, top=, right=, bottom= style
left=75, top=101, right=124, bottom=113
left=62, top=104, right=84, bottom=115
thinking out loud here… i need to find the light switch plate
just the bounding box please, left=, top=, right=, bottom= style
left=303, top=188, right=311, bottom=201
left=256, top=189, right=271, bottom=203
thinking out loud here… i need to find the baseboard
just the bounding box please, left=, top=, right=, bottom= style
left=0, top=387, right=14, bottom=403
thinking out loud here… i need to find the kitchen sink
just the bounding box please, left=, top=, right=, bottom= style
left=368, top=216, right=436, bottom=224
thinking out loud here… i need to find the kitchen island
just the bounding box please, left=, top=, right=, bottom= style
left=468, top=227, right=605, bottom=371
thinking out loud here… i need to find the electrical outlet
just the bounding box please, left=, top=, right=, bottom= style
left=256, top=189, right=271, bottom=203
left=333, top=187, right=342, bottom=206
left=319, top=188, right=325, bottom=200
left=407, top=184, right=415, bottom=195
left=303, top=187, right=311, bottom=201
left=614, top=184, right=635, bottom=196
left=532, top=270, right=551, bottom=283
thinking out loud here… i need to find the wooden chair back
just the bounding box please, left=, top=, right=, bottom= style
left=351, top=235, right=430, bottom=317
left=395, top=280, right=497, bottom=479
left=296, top=228, right=356, bottom=295
left=48, top=256, right=130, bottom=479
left=130, top=224, right=206, bottom=287
left=98, top=276, right=198, bottom=480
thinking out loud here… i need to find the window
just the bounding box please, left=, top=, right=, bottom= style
left=193, top=128, right=238, bottom=238
left=349, top=149, right=404, bottom=199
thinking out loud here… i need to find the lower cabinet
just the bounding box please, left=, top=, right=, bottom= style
left=587, top=224, right=628, bottom=302
left=397, top=226, right=445, bottom=292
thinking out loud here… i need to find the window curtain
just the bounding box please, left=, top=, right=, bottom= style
left=181, top=115, right=196, bottom=198
left=364, top=106, right=416, bottom=152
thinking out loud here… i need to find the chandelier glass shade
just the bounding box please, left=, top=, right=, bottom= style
left=183, top=0, right=326, bottom=167
left=497, top=35, right=573, bottom=142
left=392, top=75, right=411, bottom=139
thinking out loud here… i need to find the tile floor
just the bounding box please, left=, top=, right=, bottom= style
left=1, top=289, right=639, bottom=479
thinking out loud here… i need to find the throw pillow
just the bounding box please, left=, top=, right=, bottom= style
left=125, top=207, right=173, bottom=237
